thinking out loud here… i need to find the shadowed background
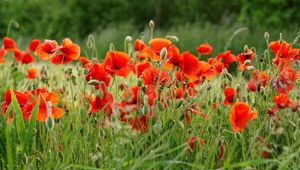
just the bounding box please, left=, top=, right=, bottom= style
left=1, top=0, right=300, bottom=57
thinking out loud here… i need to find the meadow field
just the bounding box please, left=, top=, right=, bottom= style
left=0, top=1, right=300, bottom=169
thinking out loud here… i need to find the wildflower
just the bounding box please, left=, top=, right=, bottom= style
left=229, top=102, right=257, bottom=132
left=196, top=43, right=213, bottom=55
left=26, top=67, right=38, bottom=79
left=149, top=38, right=172, bottom=54
left=102, top=51, right=131, bottom=77
left=223, top=87, right=235, bottom=105
left=3, top=37, right=16, bottom=51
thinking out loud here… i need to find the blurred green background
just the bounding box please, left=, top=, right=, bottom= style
left=1, top=0, right=300, bottom=57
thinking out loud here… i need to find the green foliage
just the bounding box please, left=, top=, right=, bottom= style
left=0, top=0, right=299, bottom=40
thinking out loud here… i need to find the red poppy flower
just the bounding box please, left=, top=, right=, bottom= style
left=85, top=63, right=110, bottom=87
left=163, top=45, right=182, bottom=70
left=134, top=39, right=147, bottom=51
left=229, top=102, right=257, bottom=132
left=13, top=48, right=23, bottom=62
left=3, top=37, right=16, bottom=51
left=59, top=38, right=80, bottom=60
left=89, top=92, right=114, bottom=118
left=28, top=39, right=41, bottom=51
left=142, top=66, right=170, bottom=86
left=237, top=49, right=255, bottom=71
left=269, top=41, right=299, bottom=65
left=248, top=70, right=270, bottom=92
left=1, top=89, right=31, bottom=120
left=78, top=56, right=91, bottom=68
left=179, top=51, right=201, bottom=76
left=273, top=93, right=290, bottom=108
left=35, top=40, right=59, bottom=60
left=196, top=43, right=213, bottom=55
left=149, top=38, right=172, bottom=54
left=223, top=87, right=235, bottom=105
left=135, top=61, right=151, bottom=78
left=21, top=51, right=34, bottom=64
left=33, top=91, right=63, bottom=122
left=103, top=51, right=131, bottom=77
left=26, top=67, right=38, bottom=79
left=50, top=54, right=73, bottom=64
left=215, top=50, right=236, bottom=69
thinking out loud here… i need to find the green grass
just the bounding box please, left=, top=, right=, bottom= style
left=0, top=25, right=299, bottom=169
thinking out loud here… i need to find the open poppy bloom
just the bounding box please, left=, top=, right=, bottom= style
left=102, top=51, right=131, bottom=77
left=142, top=66, right=170, bottom=86
left=162, top=45, right=182, bottom=70
left=273, top=93, right=291, bottom=109
left=135, top=61, right=151, bottom=78
left=31, top=90, right=63, bottom=122
left=28, top=39, right=41, bottom=51
left=269, top=41, right=299, bottom=65
left=26, top=67, right=38, bottom=79
left=237, top=49, right=255, bottom=71
left=21, top=51, right=34, bottom=64
left=134, top=39, right=147, bottom=51
left=149, top=38, right=172, bottom=54
left=3, top=37, right=16, bottom=51
left=85, top=63, right=111, bottom=88
left=215, top=50, right=236, bottom=69
left=78, top=56, right=92, bottom=68
left=89, top=92, right=114, bottom=118
left=2, top=90, right=29, bottom=115
left=223, top=87, right=235, bottom=105
left=229, top=102, right=257, bottom=132
left=196, top=43, right=213, bottom=55
left=35, top=40, right=59, bottom=60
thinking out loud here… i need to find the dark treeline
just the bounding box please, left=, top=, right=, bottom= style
left=0, top=0, right=299, bottom=40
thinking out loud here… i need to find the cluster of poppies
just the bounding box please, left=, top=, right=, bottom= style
left=0, top=36, right=299, bottom=135
left=2, top=88, right=63, bottom=122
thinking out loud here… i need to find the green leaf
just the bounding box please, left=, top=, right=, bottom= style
left=23, top=97, right=40, bottom=152
left=10, top=89, right=26, bottom=146
left=5, top=123, right=14, bottom=169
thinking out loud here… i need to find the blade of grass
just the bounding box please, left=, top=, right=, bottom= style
left=10, top=89, right=26, bottom=146
left=23, top=97, right=40, bottom=152
left=5, top=123, right=14, bottom=169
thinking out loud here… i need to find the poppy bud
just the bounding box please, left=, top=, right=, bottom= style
left=109, top=43, right=115, bottom=51
left=158, top=102, right=164, bottom=111
left=176, top=99, right=184, bottom=108
left=166, top=35, right=179, bottom=42
left=149, top=20, right=155, bottom=29
left=243, top=44, right=249, bottom=52
left=143, top=105, right=149, bottom=114
left=45, top=101, right=54, bottom=131
left=247, top=66, right=255, bottom=71
left=264, top=32, right=269, bottom=40
left=160, top=47, right=167, bottom=60
left=125, top=36, right=132, bottom=42
left=244, top=60, right=252, bottom=65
